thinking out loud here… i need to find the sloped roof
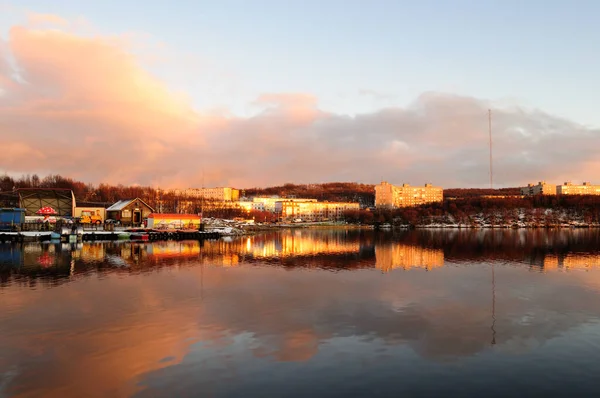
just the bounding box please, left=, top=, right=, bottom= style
left=106, top=199, right=132, bottom=211
left=106, top=198, right=155, bottom=212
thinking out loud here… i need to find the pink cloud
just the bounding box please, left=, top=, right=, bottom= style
left=1, top=22, right=599, bottom=189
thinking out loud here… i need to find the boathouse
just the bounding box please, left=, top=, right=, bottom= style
left=147, top=213, right=202, bottom=230
left=16, top=188, right=75, bottom=217
left=106, top=198, right=155, bottom=227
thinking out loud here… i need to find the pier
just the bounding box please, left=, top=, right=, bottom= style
left=0, top=229, right=222, bottom=243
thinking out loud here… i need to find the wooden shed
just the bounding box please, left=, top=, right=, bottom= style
left=106, top=198, right=155, bottom=227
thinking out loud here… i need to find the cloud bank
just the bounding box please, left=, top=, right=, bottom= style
left=1, top=20, right=599, bottom=189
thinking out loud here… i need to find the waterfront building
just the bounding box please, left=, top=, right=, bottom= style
left=275, top=200, right=359, bottom=222
left=556, top=182, right=600, bottom=196
left=238, top=201, right=266, bottom=213
left=375, top=181, right=443, bottom=208
left=106, top=198, right=155, bottom=226
left=520, top=181, right=557, bottom=196
left=16, top=188, right=76, bottom=217
left=252, top=196, right=314, bottom=212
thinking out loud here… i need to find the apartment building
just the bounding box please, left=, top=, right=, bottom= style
left=520, top=181, right=557, bottom=196
left=252, top=197, right=315, bottom=212
left=275, top=200, right=359, bottom=222
left=238, top=201, right=265, bottom=212
left=556, top=182, right=600, bottom=196
left=375, top=181, right=443, bottom=208
left=175, top=187, right=240, bottom=201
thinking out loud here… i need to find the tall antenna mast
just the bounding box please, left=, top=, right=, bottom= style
left=488, top=109, right=493, bottom=189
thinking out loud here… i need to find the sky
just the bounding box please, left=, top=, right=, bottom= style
left=1, top=0, right=600, bottom=188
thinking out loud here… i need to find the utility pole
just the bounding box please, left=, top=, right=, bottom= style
left=488, top=109, right=493, bottom=189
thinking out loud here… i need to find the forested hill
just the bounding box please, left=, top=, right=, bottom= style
left=444, top=187, right=522, bottom=198
left=243, top=183, right=376, bottom=207
left=2, top=173, right=524, bottom=209
left=244, top=183, right=523, bottom=206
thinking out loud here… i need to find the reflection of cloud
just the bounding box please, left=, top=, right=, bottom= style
left=2, top=20, right=600, bottom=188
left=0, top=271, right=203, bottom=397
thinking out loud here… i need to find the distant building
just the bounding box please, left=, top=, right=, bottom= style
left=252, top=196, right=317, bottom=213
left=556, top=182, right=600, bottom=196
left=174, top=187, right=240, bottom=202
left=254, top=197, right=316, bottom=213
left=238, top=201, right=265, bottom=213
left=275, top=200, right=359, bottom=222
left=375, top=181, right=443, bottom=208
left=520, top=181, right=556, bottom=196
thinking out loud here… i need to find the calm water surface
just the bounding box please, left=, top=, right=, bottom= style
left=2, top=229, right=600, bottom=397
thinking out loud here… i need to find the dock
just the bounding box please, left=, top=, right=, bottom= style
left=0, top=229, right=222, bottom=243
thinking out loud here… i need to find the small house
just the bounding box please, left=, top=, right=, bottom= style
left=106, top=198, right=155, bottom=226
left=147, top=213, right=201, bottom=230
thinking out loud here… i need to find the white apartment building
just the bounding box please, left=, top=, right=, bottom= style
left=520, top=181, right=557, bottom=195
left=375, top=181, right=443, bottom=208
left=174, top=187, right=240, bottom=201
left=556, top=182, right=600, bottom=195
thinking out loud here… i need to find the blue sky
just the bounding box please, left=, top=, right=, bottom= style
left=3, top=0, right=600, bottom=125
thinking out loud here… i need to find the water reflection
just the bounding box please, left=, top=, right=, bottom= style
left=1, top=229, right=600, bottom=397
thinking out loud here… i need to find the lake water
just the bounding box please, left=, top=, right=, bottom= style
left=2, top=228, right=600, bottom=397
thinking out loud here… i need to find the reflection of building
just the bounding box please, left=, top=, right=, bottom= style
left=375, top=244, right=444, bottom=271
left=556, top=182, right=600, bottom=196
left=147, top=241, right=201, bottom=258
left=244, top=234, right=361, bottom=258
left=543, top=253, right=600, bottom=270
left=174, top=187, right=240, bottom=201
left=375, top=181, right=443, bottom=208
left=520, top=181, right=557, bottom=196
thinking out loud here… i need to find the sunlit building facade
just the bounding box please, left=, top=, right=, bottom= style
left=556, top=182, right=600, bottom=196
left=173, top=187, right=240, bottom=201
left=375, top=181, right=443, bottom=208
left=520, top=181, right=557, bottom=196
left=253, top=197, right=312, bottom=212
left=238, top=201, right=265, bottom=213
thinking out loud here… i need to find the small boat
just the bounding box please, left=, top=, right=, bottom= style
left=130, top=233, right=149, bottom=241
